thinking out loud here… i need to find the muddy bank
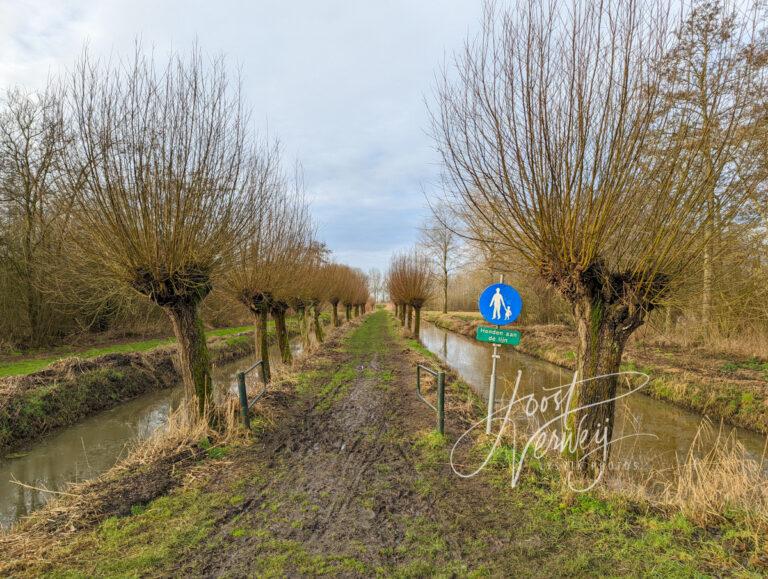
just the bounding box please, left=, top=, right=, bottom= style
left=0, top=332, right=255, bottom=453
left=423, top=312, right=768, bottom=435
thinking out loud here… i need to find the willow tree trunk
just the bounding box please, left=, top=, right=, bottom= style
left=399, top=304, right=406, bottom=326
left=565, top=299, right=629, bottom=478
left=394, top=303, right=399, bottom=318
left=271, top=302, right=292, bottom=364
left=255, top=306, right=271, bottom=382
left=345, top=305, right=351, bottom=321
left=413, top=305, right=422, bottom=339
left=406, top=305, right=412, bottom=330
left=331, top=301, right=340, bottom=327
left=297, top=305, right=311, bottom=350
left=312, top=303, right=324, bottom=343
left=442, top=264, right=448, bottom=314
left=702, top=244, right=712, bottom=334
left=165, top=302, right=213, bottom=417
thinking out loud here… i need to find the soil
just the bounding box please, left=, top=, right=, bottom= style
left=2, top=311, right=764, bottom=576
left=168, top=312, right=539, bottom=576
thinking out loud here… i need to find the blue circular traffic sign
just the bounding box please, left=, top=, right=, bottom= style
left=478, top=283, right=522, bottom=325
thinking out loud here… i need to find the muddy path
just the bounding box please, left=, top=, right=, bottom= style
left=169, top=312, right=593, bottom=576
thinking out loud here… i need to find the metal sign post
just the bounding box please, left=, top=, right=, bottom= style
left=476, top=274, right=523, bottom=435
left=486, top=343, right=500, bottom=434
left=486, top=275, right=502, bottom=434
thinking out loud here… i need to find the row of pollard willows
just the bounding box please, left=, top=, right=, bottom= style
left=386, top=252, right=434, bottom=339
left=53, top=46, right=368, bottom=419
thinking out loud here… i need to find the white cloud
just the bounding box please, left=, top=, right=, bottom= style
left=0, top=0, right=482, bottom=270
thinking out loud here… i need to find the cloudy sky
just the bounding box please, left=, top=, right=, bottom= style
left=0, top=0, right=484, bottom=271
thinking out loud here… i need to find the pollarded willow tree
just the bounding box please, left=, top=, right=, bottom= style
left=341, top=268, right=368, bottom=321
left=306, top=261, right=333, bottom=344
left=433, top=0, right=761, bottom=475
left=325, top=263, right=350, bottom=327
left=326, top=264, right=367, bottom=325
left=269, top=201, right=320, bottom=366
left=387, top=252, right=433, bottom=338
left=287, top=241, right=328, bottom=352
left=225, top=168, right=315, bottom=381
left=67, top=47, right=259, bottom=416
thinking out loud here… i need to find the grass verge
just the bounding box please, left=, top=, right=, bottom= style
left=0, top=324, right=261, bottom=378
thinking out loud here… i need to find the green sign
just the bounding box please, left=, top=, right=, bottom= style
left=475, top=326, right=521, bottom=345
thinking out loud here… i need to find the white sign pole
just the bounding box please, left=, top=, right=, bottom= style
left=486, top=274, right=503, bottom=434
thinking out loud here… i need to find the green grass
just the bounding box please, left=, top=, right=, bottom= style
left=721, top=357, right=768, bottom=380
left=7, top=310, right=763, bottom=577
left=47, top=487, right=228, bottom=577
left=0, top=325, right=258, bottom=378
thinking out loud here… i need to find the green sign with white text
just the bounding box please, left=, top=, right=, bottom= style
left=475, top=326, right=521, bottom=345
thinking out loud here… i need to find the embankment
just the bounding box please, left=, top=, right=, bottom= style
left=0, top=332, right=255, bottom=453
left=423, top=311, right=768, bottom=435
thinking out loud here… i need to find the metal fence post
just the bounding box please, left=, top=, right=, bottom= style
left=437, top=371, right=445, bottom=435
left=237, top=371, right=250, bottom=429
left=416, top=365, right=421, bottom=397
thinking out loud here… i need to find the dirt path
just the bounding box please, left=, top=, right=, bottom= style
left=165, top=310, right=633, bottom=577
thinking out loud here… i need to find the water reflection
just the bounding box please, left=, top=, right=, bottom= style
left=419, top=323, right=767, bottom=479
left=0, top=337, right=302, bottom=529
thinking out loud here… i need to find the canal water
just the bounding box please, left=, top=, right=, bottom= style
left=419, top=323, right=767, bottom=479
left=0, top=339, right=301, bottom=529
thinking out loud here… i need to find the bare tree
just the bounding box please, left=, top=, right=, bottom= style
left=367, top=267, right=383, bottom=304
left=326, top=263, right=348, bottom=327
left=67, top=47, right=258, bottom=416
left=341, top=268, right=368, bottom=321
left=0, top=86, right=71, bottom=346
left=288, top=240, right=329, bottom=352
left=433, top=0, right=760, bottom=475
left=658, top=0, right=766, bottom=336
left=419, top=201, right=461, bottom=314
left=307, top=259, right=334, bottom=344
left=226, top=164, right=315, bottom=379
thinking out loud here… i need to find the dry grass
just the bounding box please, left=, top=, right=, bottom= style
left=658, top=423, right=768, bottom=526
left=596, top=420, right=768, bottom=560
left=0, top=337, right=317, bottom=574
left=664, top=328, right=768, bottom=362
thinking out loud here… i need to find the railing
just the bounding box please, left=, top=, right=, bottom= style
left=415, top=364, right=446, bottom=435
left=236, top=360, right=266, bottom=429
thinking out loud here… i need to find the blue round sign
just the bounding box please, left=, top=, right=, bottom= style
left=478, top=283, right=522, bottom=325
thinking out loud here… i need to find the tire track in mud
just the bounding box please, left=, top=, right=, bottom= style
left=179, top=314, right=440, bottom=576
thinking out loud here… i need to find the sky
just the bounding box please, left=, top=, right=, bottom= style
left=0, top=0, right=484, bottom=271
